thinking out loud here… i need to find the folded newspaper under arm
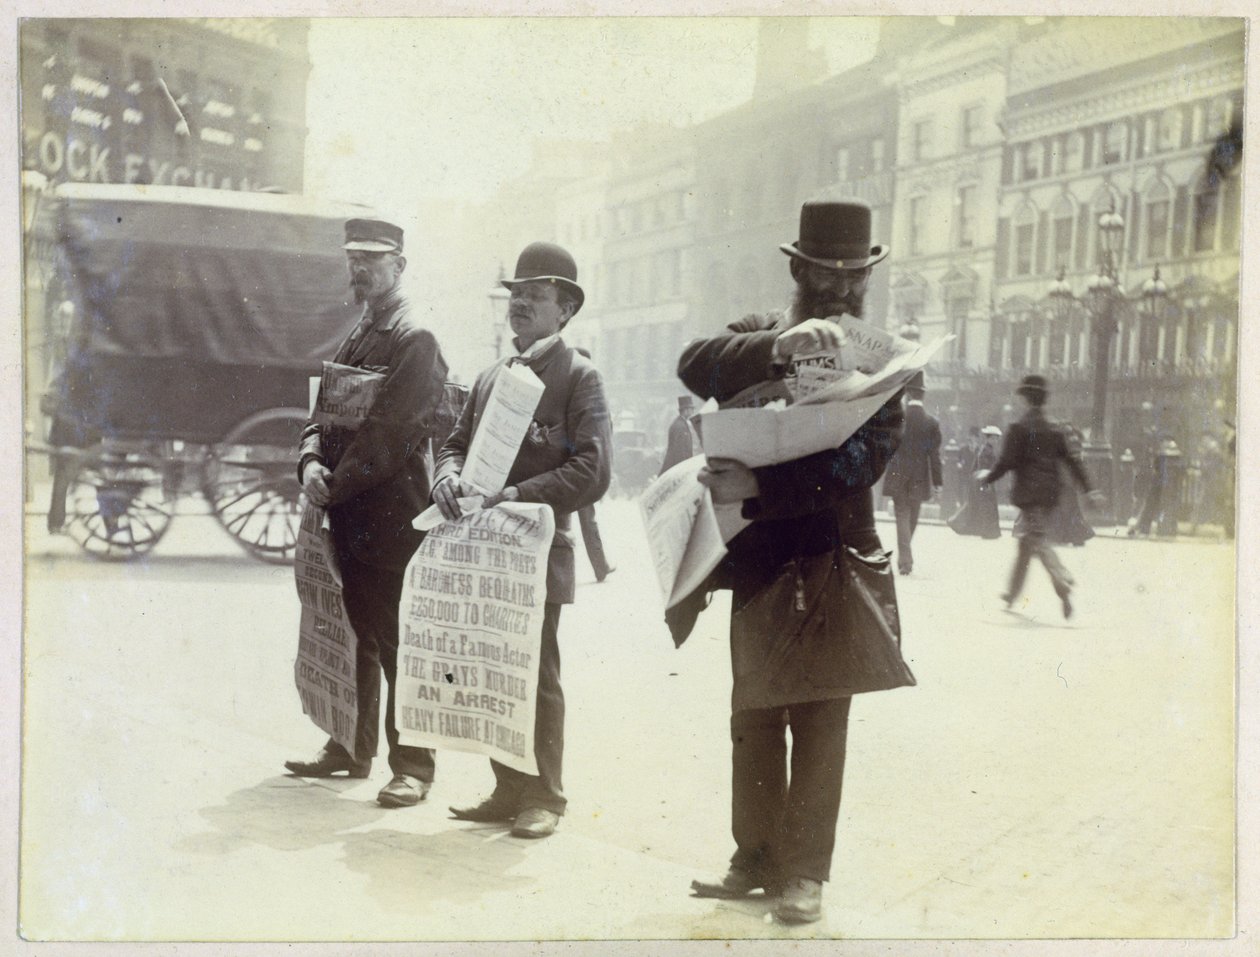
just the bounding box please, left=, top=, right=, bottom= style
left=639, top=455, right=750, bottom=610
left=696, top=317, right=951, bottom=468
left=414, top=362, right=545, bottom=532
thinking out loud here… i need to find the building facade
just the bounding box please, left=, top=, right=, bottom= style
left=20, top=18, right=311, bottom=193
left=989, top=17, right=1243, bottom=455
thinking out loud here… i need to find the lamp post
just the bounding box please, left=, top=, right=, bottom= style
left=1045, top=202, right=1168, bottom=524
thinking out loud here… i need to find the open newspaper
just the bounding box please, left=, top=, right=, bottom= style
left=414, top=361, right=546, bottom=532
left=641, top=316, right=947, bottom=611
left=696, top=315, right=950, bottom=468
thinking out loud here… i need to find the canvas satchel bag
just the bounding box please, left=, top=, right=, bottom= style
left=730, top=546, right=916, bottom=711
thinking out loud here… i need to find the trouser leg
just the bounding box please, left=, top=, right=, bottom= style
left=893, top=501, right=914, bottom=571
left=729, top=705, right=788, bottom=880
left=339, top=553, right=435, bottom=780
left=578, top=505, right=610, bottom=580
left=1006, top=511, right=1035, bottom=601
left=777, top=696, right=852, bottom=883
left=492, top=602, right=565, bottom=814
left=908, top=500, right=922, bottom=536
left=1136, top=479, right=1162, bottom=533
left=1022, top=506, right=1073, bottom=598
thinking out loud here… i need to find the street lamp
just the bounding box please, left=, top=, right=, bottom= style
left=1044, top=202, right=1172, bottom=523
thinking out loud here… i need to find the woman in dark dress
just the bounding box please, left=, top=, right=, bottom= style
left=948, top=426, right=1001, bottom=538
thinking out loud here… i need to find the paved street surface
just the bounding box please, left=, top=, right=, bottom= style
left=20, top=495, right=1237, bottom=942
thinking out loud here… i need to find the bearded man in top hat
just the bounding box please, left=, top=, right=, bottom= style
left=880, top=370, right=942, bottom=575
left=433, top=241, right=612, bottom=839
left=978, top=375, right=1101, bottom=618
left=676, top=200, right=905, bottom=924
left=285, top=218, right=450, bottom=809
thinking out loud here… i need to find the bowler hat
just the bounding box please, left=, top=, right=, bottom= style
left=343, top=218, right=403, bottom=253
left=1015, top=374, right=1049, bottom=399
left=780, top=200, right=890, bottom=270
left=502, top=241, right=584, bottom=314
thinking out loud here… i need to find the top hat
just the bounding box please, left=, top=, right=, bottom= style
left=343, top=218, right=404, bottom=253
left=677, top=395, right=695, bottom=412
left=780, top=200, right=890, bottom=270
left=502, top=241, right=584, bottom=314
left=1015, top=374, right=1049, bottom=399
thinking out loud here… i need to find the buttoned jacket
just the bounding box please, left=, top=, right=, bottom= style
left=298, top=287, right=448, bottom=568
left=435, top=337, right=612, bottom=604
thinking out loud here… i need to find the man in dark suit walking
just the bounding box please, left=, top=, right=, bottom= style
left=979, top=375, right=1101, bottom=619
left=433, top=241, right=613, bottom=839
left=286, top=218, right=450, bottom=809
left=880, top=372, right=941, bottom=575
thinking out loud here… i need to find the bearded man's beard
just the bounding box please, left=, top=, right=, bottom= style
left=790, top=282, right=864, bottom=323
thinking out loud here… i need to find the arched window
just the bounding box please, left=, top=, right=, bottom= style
left=1193, top=176, right=1219, bottom=253
left=1144, top=180, right=1171, bottom=261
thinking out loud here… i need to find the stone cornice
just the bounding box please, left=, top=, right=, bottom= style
left=1007, top=61, right=1244, bottom=139
left=900, top=53, right=1008, bottom=102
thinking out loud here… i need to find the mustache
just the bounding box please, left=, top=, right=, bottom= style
left=792, top=284, right=863, bottom=319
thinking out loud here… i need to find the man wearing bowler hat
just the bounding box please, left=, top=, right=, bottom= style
left=978, top=374, right=1101, bottom=618
left=676, top=200, right=905, bottom=923
left=433, top=241, right=612, bottom=839
left=286, top=218, right=451, bottom=809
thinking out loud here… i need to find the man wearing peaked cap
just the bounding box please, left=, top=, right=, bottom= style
left=979, top=375, right=1102, bottom=619
left=286, top=216, right=451, bottom=810
left=433, top=239, right=612, bottom=840
left=676, top=199, right=906, bottom=924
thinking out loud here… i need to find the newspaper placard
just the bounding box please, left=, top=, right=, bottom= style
left=396, top=503, right=555, bottom=775
left=414, top=362, right=546, bottom=532
left=461, top=362, right=546, bottom=494
left=293, top=505, right=359, bottom=756
left=639, top=455, right=750, bottom=609
left=312, top=360, right=385, bottom=429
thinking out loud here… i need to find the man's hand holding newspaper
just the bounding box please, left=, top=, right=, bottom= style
left=641, top=315, right=949, bottom=612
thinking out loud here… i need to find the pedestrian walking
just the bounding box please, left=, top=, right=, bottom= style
left=658, top=394, right=699, bottom=475
left=880, top=371, right=941, bottom=574
left=948, top=426, right=1001, bottom=539
left=978, top=375, right=1102, bottom=619
left=675, top=199, right=908, bottom=924
left=286, top=218, right=451, bottom=808
left=1129, top=435, right=1181, bottom=537
left=1047, top=424, right=1094, bottom=546
left=433, top=241, right=612, bottom=839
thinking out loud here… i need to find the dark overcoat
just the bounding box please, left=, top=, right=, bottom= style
left=436, top=337, right=612, bottom=604
left=298, top=287, right=448, bottom=569
left=675, top=312, right=904, bottom=695
left=880, top=403, right=942, bottom=504
left=983, top=406, right=1092, bottom=509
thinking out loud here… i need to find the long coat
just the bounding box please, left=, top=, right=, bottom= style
left=880, top=403, right=942, bottom=504
left=298, top=287, right=448, bottom=569
left=983, top=407, right=1092, bottom=509
left=436, top=337, right=612, bottom=604
left=675, top=311, right=904, bottom=704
